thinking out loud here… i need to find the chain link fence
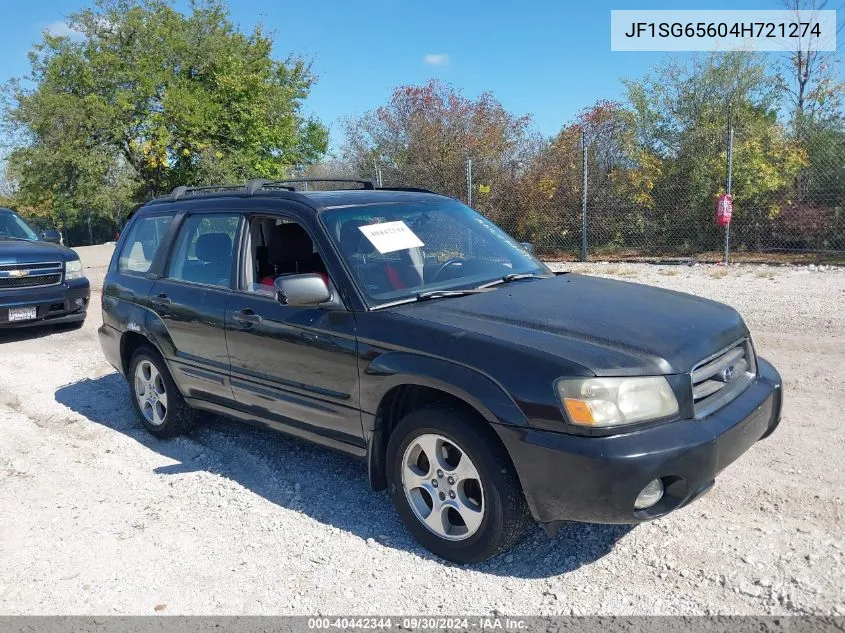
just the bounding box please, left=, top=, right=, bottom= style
left=362, top=121, right=844, bottom=263
left=18, top=211, right=121, bottom=248
left=16, top=120, right=842, bottom=262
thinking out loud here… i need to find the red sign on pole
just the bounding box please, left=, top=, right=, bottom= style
left=716, top=193, right=733, bottom=227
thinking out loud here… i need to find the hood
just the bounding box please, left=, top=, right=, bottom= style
left=393, top=273, right=749, bottom=375
left=0, top=239, right=77, bottom=265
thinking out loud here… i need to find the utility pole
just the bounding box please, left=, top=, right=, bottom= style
left=581, top=130, right=588, bottom=262
left=466, top=158, right=473, bottom=207
left=724, top=111, right=734, bottom=265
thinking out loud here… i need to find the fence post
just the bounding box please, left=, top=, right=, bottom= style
left=466, top=158, right=473, bottom=207
left=581, top=130, right=588, bottom=262
left=724, top=114, right=734, bottom=265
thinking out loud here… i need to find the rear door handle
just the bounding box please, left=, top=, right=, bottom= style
left=150, top=293, right=171, bottom=307
left=233, top=309, right=263, bottom=325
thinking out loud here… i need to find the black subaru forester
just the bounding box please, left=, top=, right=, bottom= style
left=98, top=179, right=782, bottom=563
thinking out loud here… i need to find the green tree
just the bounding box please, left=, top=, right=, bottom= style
left=625, top=52, right=807, bottom=250
left=3, top=0, right=327, bottom=239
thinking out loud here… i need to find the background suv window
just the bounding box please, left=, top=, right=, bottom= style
left=118, top=215, right=173, bottom=274
left=167, top=213, right=240, bottom=288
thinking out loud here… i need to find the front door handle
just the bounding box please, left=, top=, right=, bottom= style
left=233, top=309, right=263, bottom=325
left=151, top=293, right=171, bottom=307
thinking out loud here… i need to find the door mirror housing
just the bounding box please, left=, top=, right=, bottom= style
left=274, top=273, right=332, bottom=307
left=520, top=242, right=535, bottom=255
left=41, top=229, right=62, bottom=244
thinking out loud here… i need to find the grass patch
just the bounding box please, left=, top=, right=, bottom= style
left=658, top=268, right=680, bottom=276
left=708, top=267, right=730, bottom=279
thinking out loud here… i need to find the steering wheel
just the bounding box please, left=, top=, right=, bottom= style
left=433, top=258, right=467, bottom=282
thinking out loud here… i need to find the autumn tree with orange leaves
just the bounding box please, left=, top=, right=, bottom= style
left=342, top=79, right=539, bottom=221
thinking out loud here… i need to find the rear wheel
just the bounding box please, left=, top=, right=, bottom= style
left=128, top=346, right=195, bottom=438
left=386, top=406, right=532, bottom=563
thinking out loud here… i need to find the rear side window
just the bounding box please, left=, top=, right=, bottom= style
left=167, top=213, right=241, bottom=288
left=118, top=215, right=173, bottom=274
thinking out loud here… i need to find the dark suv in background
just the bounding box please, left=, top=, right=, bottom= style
left=0, top=208, right=90, bottom=330
left=98, top=179, right=782, bottom=563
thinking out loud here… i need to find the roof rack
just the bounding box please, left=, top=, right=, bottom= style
left=166, top=177, right=394, bottom=202
left=170, top=184, right=244, bottom=201
left=253, top=178, right=376, bottom=191
left=244, top=179, right=295, bottom=194
left=376, top=186, right=436, bottom=194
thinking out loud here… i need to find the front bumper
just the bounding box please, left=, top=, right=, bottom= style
left=0, top=278, right=90, bottom=329
left=497, top=357, right=783, bottom=526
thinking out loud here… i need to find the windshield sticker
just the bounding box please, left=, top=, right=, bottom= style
left=358, top=221, right=425, bottom=254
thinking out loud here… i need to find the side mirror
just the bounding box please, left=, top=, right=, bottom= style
left=41, top=229, right=62, bottom=244
left=274, top=273, right=331, bottom=307
left=520, top=242, right=535, bottom=255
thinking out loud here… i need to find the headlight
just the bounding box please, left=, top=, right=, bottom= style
left=556, top=376, right=678, bottom=427
left=65, top=259, right=84, bottom=281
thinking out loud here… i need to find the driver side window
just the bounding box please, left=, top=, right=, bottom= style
left=243, top=216, right=328, bottom=295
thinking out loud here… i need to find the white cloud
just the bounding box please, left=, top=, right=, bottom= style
left=423, top=53, right=450, bottom=66
left=44, top=21, right=82, bottom=39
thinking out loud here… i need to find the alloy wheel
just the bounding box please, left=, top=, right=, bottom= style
left=134, top=359, right=168, bottom=426
left=401, top=433, right=485, bottom=541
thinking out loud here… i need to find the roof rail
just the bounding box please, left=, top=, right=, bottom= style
left=376, top=186, right=436, bottom=194
left=257, top=178, right=375, bottom=191
left=165, top=177, right=380, bottom=202
left=169, top=184, right=244, bottom=201
left=244, top=179, right=296, bottom=194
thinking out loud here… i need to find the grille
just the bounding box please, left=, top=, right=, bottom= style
left=0, top=261, right=63, bottom=291
left=0, top=274, right=62, bottom=289
left=691, top=339, right=756, bottom=418
left=0, top=262, right=61, bottom=272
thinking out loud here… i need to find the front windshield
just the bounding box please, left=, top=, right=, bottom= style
left=0, top=211, right=39, bottom=241
left=321, top=198, right=549, bottom=306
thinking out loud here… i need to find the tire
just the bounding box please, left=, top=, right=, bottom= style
left=128, top=345, right=195, bottom=439
left=386, top=405, right=532, bottom=563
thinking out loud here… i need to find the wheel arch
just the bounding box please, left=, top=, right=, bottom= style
left=117, top=305, right=178, bottom=376
left=362, top=352, right=528, bottom=491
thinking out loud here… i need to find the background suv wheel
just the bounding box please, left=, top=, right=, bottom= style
left=128, top=345, right=196, bottom=438
left=386, top=405, right=532, bottom=563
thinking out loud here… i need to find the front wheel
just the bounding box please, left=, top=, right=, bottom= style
left=386, top=406, right=532, bottom=563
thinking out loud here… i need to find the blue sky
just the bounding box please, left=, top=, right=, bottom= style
left=1, top=0, right=842, bottom=152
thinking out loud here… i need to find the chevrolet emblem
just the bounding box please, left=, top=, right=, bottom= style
left=9, top=269, right=29, bottom=278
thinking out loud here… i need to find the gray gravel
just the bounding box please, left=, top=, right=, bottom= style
left=0, top=247, right=843, bottom=615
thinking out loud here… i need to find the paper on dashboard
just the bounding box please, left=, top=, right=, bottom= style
left=358, top=221, right=425, bottom=254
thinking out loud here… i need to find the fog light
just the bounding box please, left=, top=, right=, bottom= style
left=634, top=478, right=664, bottom=510
left=74, top=298, right=84, bottom=307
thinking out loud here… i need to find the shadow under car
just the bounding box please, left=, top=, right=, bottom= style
left=55, top=373, right=634, bottom=576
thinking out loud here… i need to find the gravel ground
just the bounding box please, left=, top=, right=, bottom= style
left=0, top=246, right=843, bottom=616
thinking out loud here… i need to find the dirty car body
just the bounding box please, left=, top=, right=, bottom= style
left=98, top=181, right=782, bottom=561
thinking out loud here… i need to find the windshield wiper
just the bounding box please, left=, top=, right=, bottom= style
left=415, top=289, right=493, bottom=302
left=476, top=273, right=548, bottom=289
left=0, top=236, right=33, bottom=242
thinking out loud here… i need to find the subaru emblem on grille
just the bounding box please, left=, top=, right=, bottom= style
left=720, top=365, right=736, bottom=382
